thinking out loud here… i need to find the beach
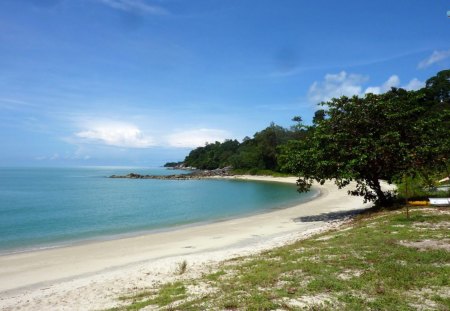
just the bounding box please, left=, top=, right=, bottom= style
left=0, top=176, right=372, bottom=310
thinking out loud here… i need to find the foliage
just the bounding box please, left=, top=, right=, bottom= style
left=183, top=123, right=301, bottom=171
left=183, top=139, right=240, bottom=170
left=232, top=123, right=294, bottom=170
left=396, top=174, right=450, bottom=200
left=282, top=71, right=450, bottom=205
left=395, top=70, right=450, bottom=201
left=425, top=69, right=450, bottom=103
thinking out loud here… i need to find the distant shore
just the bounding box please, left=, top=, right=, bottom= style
left=109, top=166, right=234, bottom=179
left=0, top=176, right=372, bottom=310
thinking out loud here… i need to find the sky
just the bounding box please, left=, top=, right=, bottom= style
left=0, top=0, right=449, bottom=167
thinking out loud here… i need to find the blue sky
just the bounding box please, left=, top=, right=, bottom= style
left=0, top=0, right=449, bottom=166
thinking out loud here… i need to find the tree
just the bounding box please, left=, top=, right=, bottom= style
left=253, top=123, right=290, bottom=170
left=312, top=109, right=326, bottom=124
left=183, top=140, right=240, bottom=169
left=282, top=85, right=449, bottom=206
left=425, top=69, right=450, bottom=103
left=183, top=123, right=294, bottom=172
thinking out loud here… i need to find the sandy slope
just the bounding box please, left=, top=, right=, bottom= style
left=0, top=176, right=372, bottom=310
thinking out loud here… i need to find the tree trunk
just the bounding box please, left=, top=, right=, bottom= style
left=372, top=178, right=388, bottom=206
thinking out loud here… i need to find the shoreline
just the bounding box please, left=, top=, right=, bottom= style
left=0, top=176, right=372, bottom=310
left=0, top=177, right=318, bottom=257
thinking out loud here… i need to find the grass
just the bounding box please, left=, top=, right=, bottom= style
left=107, top=207, right=450, bottom=310
left=108, top=282, right=186, bottom=311
left=176, top=260, right=188, bottom=275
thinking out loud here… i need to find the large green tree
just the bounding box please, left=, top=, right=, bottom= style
left=282, top=76, right=450, bottom=205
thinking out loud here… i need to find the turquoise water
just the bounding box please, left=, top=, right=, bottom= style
left=0, top=167, right=315, bottom=254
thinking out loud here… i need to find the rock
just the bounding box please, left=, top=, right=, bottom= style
left=109, top=167, right=234, bottom=180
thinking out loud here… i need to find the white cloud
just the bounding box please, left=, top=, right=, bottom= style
left=98, top=0, right=168, bottom=15
left=75, top=121, right=155, bottom=148
left=418, top=49, right=450, bottom=69
left=167, top=129, right=230, bottom=148
left=363, top=86, right=379, bottom=95
left=403, top=78, right=425, bottom=91
left=309, top=72, right=425, bottom=102
left=384, top=75, right=401, bottom=88
left=365, top=75, right=423, bottom=94
left=364, top=75, right=400, bottom=94
left=308, top=71, right=368, bottom=103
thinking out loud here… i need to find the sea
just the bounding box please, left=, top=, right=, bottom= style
left=0, top=167, right=317, bottom=254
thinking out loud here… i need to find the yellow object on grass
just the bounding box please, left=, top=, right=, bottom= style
left=407, top=201, right=429, bottom=206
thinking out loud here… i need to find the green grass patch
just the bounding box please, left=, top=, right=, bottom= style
left=108, top=207, right=450, bottom=310
left=205, top=270, right=226, bottom=282
left=108, top=282, right=186, bottom=310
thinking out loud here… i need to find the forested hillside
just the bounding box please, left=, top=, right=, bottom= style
left=181, top=122, right=307, bottom=172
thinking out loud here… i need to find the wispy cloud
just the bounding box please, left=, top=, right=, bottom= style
left=309, top=71, right=424, bottom=102
left=74, top=121, right=155, bottom=148
left=417, top=49, right=450, bottom=69
left=266, top=49, right=429, bottom=79
left=35, top=152, right=91, bottom=161
left=166, top=129, right=230, bottom=148
left=35, top=153, right=59, bottom=161
left=97, top=0, right=169, bottom=15
left=0, top=98, right=38, bottom=111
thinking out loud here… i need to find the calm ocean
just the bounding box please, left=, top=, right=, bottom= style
left=0, top=167, right=316, bottom=254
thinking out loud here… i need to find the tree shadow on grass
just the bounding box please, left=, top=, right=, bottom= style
left=293, top=208, right=368, bottom=222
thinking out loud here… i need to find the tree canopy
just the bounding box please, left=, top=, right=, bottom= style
left=181, top=123, right=301, bottom=172
left=425, top=69, right=450, bottom=103
left=282, top=71, right=450, bottom=205
left=183, top=139, right=240, bottom=170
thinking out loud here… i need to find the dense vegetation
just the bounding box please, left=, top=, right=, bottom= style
left=182, top=123, right=306, bottom=172
left=170, top=70, right=450, bottom=204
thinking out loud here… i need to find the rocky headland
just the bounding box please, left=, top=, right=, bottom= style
left=110, top=167, right=234, bottom=180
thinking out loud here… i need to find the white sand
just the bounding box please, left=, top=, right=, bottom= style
left=0, top=176, right=372, bottom=310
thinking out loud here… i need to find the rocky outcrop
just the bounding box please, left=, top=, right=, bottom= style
left=163, top=162, right=196, bottom=170
left=110, top=167, right=234, bottom=180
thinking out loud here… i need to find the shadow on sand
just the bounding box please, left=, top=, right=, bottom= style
left=293, top=208, right=368, bottom=223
